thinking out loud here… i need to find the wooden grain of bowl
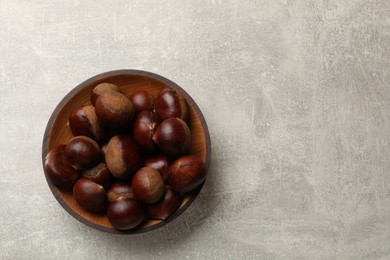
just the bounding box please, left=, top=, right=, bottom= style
left=41, top=70, right=211, bottom=234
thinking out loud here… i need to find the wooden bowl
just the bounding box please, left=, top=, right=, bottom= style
left=41, top=70, right=211, bottom=234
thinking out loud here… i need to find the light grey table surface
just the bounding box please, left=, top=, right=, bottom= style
left=1, top=0, right=390, bottom=259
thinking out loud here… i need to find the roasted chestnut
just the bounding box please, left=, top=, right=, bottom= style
left=107, top=198, right=145, bottom=230
left=168, top=155, right=206, bottom=193
left=152, top=118, right=191, bottom=158
left=95, top=91, right=135, bottom=129
left=132, top=111, right=161, bottom=154
left=68, top=106, right=104, bottom=142
left=65, top=136, right=101, bottom=170
left=90, top=83, right=120, bottom=106
left=144, top=154, right=171, bottom=182
left=129, top=90, right=154, bottom=113
left=154, top=88, right=188, bottom=121
left=73, top=178, right=108, bottom=213
left=131, top=167, right=165, bottom=204
left=81, top=163, right=112, bottom=189
left=44, top=144, right=79, bottom=190
left=105, top=135, right=142, bottom=180
left=107, top=181, right=134, bottom=204
left=145, top=187, right=182, bottom=220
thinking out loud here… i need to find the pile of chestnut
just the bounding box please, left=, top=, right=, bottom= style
left=44, top=83, right=207, bottom=230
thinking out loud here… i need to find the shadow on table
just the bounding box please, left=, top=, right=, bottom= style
left=97, top=156, right=221, bottom=252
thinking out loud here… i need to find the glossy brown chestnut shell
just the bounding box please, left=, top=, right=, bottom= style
left=95, top=91, right=135, bottom=129
left=154, top=88, right=188, bottom=121
left=144, top=154, right=171, bottom=182
left=68, top=106, right=104, bottom=142
left=129, top=90, right=154, bottom=113
left=145, top=187, right=182, bottom=220
left=107, top=198, right=145, bottom=230
left=132, top=111, right=161, bottom=154
left=90, top=83, right=120, bottom=106
left=105, top=135, right=142, bottom=180
left=81, top=163, right=112, bottom=189
left=64, top=136, right=101, bottom=170
left=44, top=144, right=79, bottom=190
left=107, top=181, right=134, bottom=204
left=152, top=118, right=191, bottom=158
left=168, top=155, right=207, bottom=193
left=131, top=167, right=165, bottom=204
left=73, top=178, right=108, bottom=213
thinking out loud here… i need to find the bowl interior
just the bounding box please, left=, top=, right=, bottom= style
left=42, top=71, right=210, bottom=233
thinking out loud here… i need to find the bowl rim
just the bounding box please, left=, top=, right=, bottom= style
left=41, top=69, right=211, bottom=234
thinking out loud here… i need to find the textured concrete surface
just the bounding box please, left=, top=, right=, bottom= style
left=1, top=0, right=390, bottom=259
